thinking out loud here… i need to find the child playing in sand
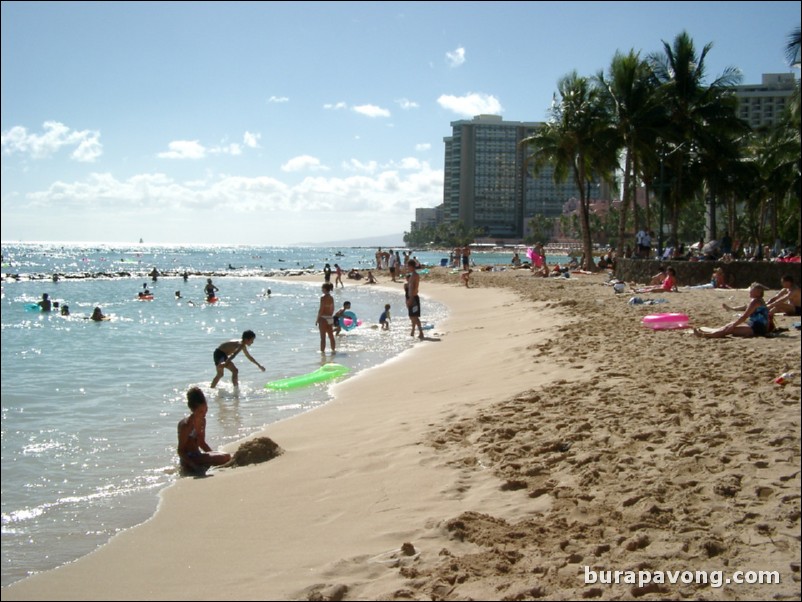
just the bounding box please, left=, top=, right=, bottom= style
left=211, top=330, right=266, bottom=388
left=316, top=283, right=336, bottom=353
left=694, top=282, right=771, bottom=338
left=379, top=304, right=391, bottom=330
left=177, top=387, right=231, bottom=475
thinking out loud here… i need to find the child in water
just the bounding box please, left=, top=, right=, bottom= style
left=379, top=304, right=391, bottom=330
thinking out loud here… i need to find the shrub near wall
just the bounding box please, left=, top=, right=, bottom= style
left=615, top=259, right=802, bottom=289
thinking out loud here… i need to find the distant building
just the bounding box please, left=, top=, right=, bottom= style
left=733, top=73, right=797, bottom=130
left=411, top=207, right=439, bottom=232
left=413, top=115, right=601, bottom=240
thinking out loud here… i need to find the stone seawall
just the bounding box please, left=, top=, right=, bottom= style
left=614, top=258, right=802, bottom=289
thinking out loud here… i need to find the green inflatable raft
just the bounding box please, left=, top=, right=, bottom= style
left=265, top=363, right=350, bottom=390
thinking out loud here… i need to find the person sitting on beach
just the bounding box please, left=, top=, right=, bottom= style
left=90, top=307, right=109, bottom=321
left=211, top=330, right=266, bottom=388
left=177, top=386, right=231, bottom=475
left=634, top=267, right=678, bottom=293
left=532, top=263, right=550, bottom=278
left=511, top=252, right=522, bottom=267
left=689, top=266, right=731, bottom=289
left=38, top=293, right=52, bottom=312
left=379, top=304, right=391, bottom=330
left=766, top=274, right=801, bottom=317
left=695, top=282, right=772, bottom=338
left=649, top=265, right=668, bottom=286
left=316, top=283, right=336, bottom=353
left=333, top=300, right=352, bottom=335
left=347, top=268, right=363, bottom=280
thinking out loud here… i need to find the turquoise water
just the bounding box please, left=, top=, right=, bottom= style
left=1, top=243, right=448, bottom=587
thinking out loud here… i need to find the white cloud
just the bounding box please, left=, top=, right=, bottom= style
left=158, top=134, right=262, bottom=159
left=415, top=143, right=431, bottom=152
left=23, top=163, right=444, bottom=215
left=324, top=102, right=348, bottom=110
left=210, top=143, right=242, bottom=156
left=267, top=96, right=289, bottom=103
left=352, top=104, right=391, bottom=118
left=445, top=46, right=466, bottom=68
left=437, top=93, right=503, bottom=117
left=1, top=121, right=102, bottom=162
left=243, top=132, right=261, bottom=148
left=396, top=98, right=419, bottom=110
left=342, top=159, right=379, bottom=173
left=157, top=140, right=207, bottom=160
left=281, top=155, right=328, bottom=172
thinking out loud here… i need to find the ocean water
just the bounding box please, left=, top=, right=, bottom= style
left=0, top=243, right=451, bottom=587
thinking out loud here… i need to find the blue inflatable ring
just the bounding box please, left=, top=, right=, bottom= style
left=341, top=310, right=358, bottom=331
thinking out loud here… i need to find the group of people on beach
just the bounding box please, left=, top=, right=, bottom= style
left=178, top=258, right=428, bottom=476
left=694, top=274, right=801, bottom=338
left=316, top=258, right=425, bottom=354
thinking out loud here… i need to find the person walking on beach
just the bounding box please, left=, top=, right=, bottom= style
left=406, top=260, right=424, bottom=340
left=316, top=282, right=336, bottom=353
left=334, top=264, right=344, bottom=288
left=177, top=386, right=231, bottom=475
left=204, top=278, right=219, bottom=301
left=211, top=330, right=266, bottom=388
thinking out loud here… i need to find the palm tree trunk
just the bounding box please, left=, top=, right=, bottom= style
left=617, top=150, right=632, bottom=252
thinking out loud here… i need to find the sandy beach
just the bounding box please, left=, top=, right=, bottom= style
left=3, top=267, right=800, bottom=601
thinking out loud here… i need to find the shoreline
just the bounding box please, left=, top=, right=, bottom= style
left=3, top=269, right=799, bottom=600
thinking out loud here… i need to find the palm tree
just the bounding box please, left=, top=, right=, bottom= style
left=647, top=31, right=743, bottom=247
left=523, top=72, right=618, bottom=270
left=596, top=50, right=664, bottom=251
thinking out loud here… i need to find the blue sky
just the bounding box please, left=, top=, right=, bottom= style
left=2, top=1, right=799, bottom=246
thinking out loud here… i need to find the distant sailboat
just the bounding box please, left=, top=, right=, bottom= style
left=139, top=238, right=144, bottom=244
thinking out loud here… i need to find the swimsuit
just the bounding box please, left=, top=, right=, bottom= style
left=408, top=295, right=421, bottom=318
left=747, top=305, right=769, bottom=336
left=213, top=348, right=228, bottom=365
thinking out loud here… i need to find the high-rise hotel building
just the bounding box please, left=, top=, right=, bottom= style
left=439, top=115, right=599, bottom=239
left=733, top=73, right=797, bottom=130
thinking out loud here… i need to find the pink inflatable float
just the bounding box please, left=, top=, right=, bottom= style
left=641, top=313, right=690, bottom=330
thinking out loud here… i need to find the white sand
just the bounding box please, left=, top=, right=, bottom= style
left=3, top=269, right=800, bottom=601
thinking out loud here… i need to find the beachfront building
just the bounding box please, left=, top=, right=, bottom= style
left=732, top=73, right=797, bottom=130
left=417, top=115, right=601, bottom=241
